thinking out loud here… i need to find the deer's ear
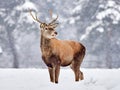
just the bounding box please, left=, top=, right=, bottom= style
left=40, top=24, right=44, bottom=28
left=40, top=23, right=48, bottom=29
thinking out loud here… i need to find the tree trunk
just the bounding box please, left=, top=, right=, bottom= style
left=6, top=28, right=19, bottom=68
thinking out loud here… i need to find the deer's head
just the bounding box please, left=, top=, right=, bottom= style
left=29, top=9, right=58, bottom=39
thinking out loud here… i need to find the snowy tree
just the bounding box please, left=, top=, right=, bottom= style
left=0, top=0, right=120, bottom=68
left=81, top=0, right=120, bottom=68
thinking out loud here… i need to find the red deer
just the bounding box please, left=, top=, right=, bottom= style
left=29, top=9, right=86, bottom=83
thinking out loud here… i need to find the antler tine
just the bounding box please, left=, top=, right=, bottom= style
left=49, top=9, right=53, bottom=19
left=29, top=9, right=42, bottom=24
left=49, top=15, right=58, bottom=25
left=48, top=9, right=58, bottom=25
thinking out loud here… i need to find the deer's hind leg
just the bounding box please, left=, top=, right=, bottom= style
left=70, top=60, right=84, bottom=81
left=70, top=50, right=85, bottom=81
left=70, top=60, right=80, bottom=81
left=78, top=50, right=85, bottom=80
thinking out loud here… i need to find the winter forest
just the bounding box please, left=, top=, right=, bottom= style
left=0, top=0, right=120, bottom=68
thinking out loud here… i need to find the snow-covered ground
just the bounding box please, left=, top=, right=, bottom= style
left=0, top=69, right=120, bottom=90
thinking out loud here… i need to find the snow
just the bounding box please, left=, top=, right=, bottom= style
left=72, top=0, right=89, bottom=14
left=0, top=46, right=2, bottom=53
left=16, top=0, right=37, bottom=11
left=99, top=4, right=104, bottom=8
left=69, top=16, right=80, bottom=24
left=96, top=8, right=120, bottom=21
left=0, top=8, right=6, bottom=17
left=80, top=21, right=102, bottom=40
left=106, top=0, right=116, bottom=7
left=69, top=17, right=75, bottom=24
left=96, top=27, right=104, bottom=33
left=18, top=12, right=35, bottom=24
left=72, top=5, right=82, bottom=13
left=80, top=0, right=120, bottom=41
left=0, top=69, right=120, bottom=90
left=96, top=1, right=120, bottom=24
left=4, top=16, right=15, bottom=27
left=15, top=0, right=38, bottom=24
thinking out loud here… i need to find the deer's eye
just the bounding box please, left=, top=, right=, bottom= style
left=45, top=27, right=48, bottom=30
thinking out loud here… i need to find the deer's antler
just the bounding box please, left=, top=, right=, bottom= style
left=49, top=15, right=58, bottom=25
left=29, top=9, right=42, bottom=24
left=48, top=9, right=58, bottom=26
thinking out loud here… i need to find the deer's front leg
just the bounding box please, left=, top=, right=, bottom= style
left=55, top=64, right=60, bottom=83
left=48, top=67, right=55, bottom=83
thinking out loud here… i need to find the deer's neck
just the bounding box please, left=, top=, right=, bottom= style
left=40, top=35, right=54, bottom=57
left=40, top=35, right=51, bottom=49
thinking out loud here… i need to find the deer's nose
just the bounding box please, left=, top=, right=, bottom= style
left=54, top=32, right=58, bottom=35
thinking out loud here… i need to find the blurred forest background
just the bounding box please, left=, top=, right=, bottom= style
left=0, top=0, right=120, bottom=68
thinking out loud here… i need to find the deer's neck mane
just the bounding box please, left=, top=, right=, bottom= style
left=40, top=35, right=56, bottom=58
left=40, top=35, right=51, bottom=48
left=40, top=32, right=58, bottom=57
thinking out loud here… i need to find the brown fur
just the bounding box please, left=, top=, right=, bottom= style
left=41, top=35, right=86, bottom=83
